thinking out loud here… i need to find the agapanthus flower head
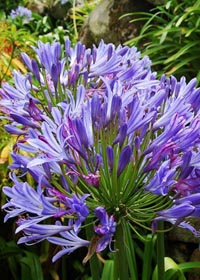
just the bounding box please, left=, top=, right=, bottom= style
left=10, top=6, right=32, bottom=23
left=1, top=37, right=200, bottom=264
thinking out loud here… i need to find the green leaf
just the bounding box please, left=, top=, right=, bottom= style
left=8, top=256, right=21, bottom=280
left=19, top=251, right=43, bottom=280
left=164, top=257, right=180, bottom=271
left=165, top=1, right=172, bottom=10
left=164, top=41, right=198, bottom=64
left=165, top=269, right=186, bottom=280
left=164, top=54, right=200, bottom=75
left=31, top=12, right=43, bottom=20
left=0, top=246, right=23, bottom=259
left=21, top=259, right=31, bottom=280
left=152, top=257, right=185, bottom=280
left=179, top=261, right=200, bottom=272
left=0, top=10, right=6, bottom=20
left=101, top=260, right=114, bottom=280
left=0, top=240, right=23, bottom=260
left=175, top=13, right=188, bottom=27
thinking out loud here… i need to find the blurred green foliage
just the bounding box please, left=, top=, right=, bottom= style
left=124, top=0, right=200, bottom=82
left=0, top=18, right=35, bottom=84
left=0, top=237, right=44, bottom=280
left=0, top=0, right=22, bottom=14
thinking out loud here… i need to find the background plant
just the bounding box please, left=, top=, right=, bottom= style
left=0, top=17, right=33, bottom=84
left=70, top=0, right=102, bottom=40
left=124, top=0, right=200, bottom=82
left=0, top=0, right=22, bottom=14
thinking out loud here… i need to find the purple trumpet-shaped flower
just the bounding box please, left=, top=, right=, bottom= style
left=24, top=98, right=43, bottom=121
left=153, top=191, right=200, bottom=236
left=31, top=59, right=41, bottom=82
left=175, top=193, right=200, bottom=205
left=4, top=125, right=25, bottom=135
left=8, top=152, right=53, bottom=187
left=89, top=41, right=122, bottom=77
left=153, top=203, right=199, bottom=236
left=0, top=71, right=34, bottom=115
left=2, top=174, right=68, bottom=225
left=91, top=92, right=102, bottom=127
left=2, top=177, right=43, bottom=221
left=117, top=145, right=132, bottom=176
left=126, top=97, right=156, bottom=136
left=65, top=194, right=90, bottom=232
left=106, top=146, right=114, bottom=170
left=48, top=221, right=90, bottom=262
left=157, top=203, right=195, bottom=219
left=74, top=118, right=91, bottom=148
left=2, top=173, right=90, bottom=239
left=144, top=160, right=177, bottom=195
left=32, top=41, right=61, bottom=75
left=26, top=122, right=74, bottom=167
left=94, top=207, right=116, bottom=252
left=21, top=54, right=41, bottom=83
left=67, top=170, right=100, bottom=188
left=173, top=176, right=200, bottom=196
left=59, top=84, right=86, bottom=118
left=17, top=219, right=72, bottom=244
left=113, top=124, right=127, bottom=147
left=10, top=113, right=40, bottom=128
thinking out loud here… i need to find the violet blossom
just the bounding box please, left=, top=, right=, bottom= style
left=10, top=6, right=32, bottom=23
left=1, top=38, right=200, bottom=264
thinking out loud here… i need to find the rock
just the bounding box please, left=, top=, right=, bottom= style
left=166, top=241, right=194, bottom=263
left=27, top=1, right=46, bottom=15
left=49, top=1, right=72, bottom=20
left=167, top=220, right=200, bottom=244
left=165, top=220, right=200, bottom=278
left=188, top=249, right=200, bottom=280
left=79, top=0, right=153, bottom=47
left=28, top=0, right=72, bottom=19
left=146, top=0, right=164, bottom=5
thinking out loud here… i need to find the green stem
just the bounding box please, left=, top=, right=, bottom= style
left=86, top=224, right=101, bottom=280
left=142, top=234, right=156, bottom=280
left=89, top=252, right=101, bottom=280
left=157, top=221, right=165, bottom=280
left=73, top=0, right=78, bottom=40
left=114, top=221, right=129, bottom=280
left=124, top=223, right=138, bottom=280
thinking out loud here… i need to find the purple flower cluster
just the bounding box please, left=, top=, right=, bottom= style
left=10, top=6, right=32, bottom=23
left=1, top=38, right=200, bottom=262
